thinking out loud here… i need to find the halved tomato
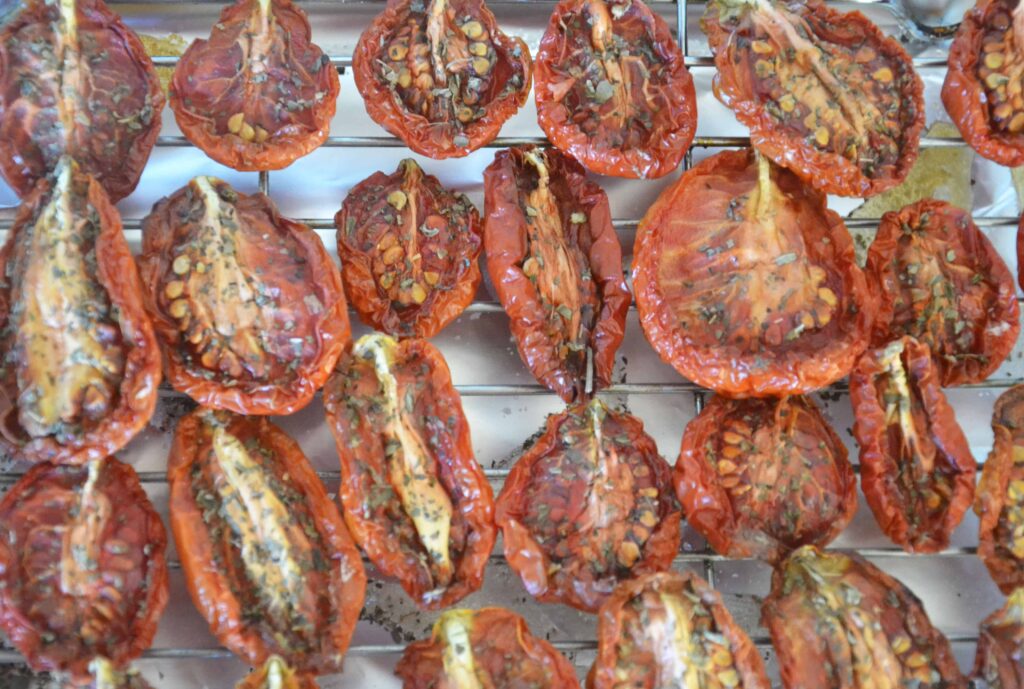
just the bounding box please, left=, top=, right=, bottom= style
left=978, top=384, right=1024, bottom=594
left=973, top=588, right=1024, bottom=689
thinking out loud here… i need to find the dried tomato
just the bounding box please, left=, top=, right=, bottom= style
left=484, top=146, right=630, bottom=402
left=0, top=458, right=168, bottom=681
left=763, top=546, right=965, bottom=689
left=235, top=657, right=319, bottom=689
left=395, top=607, right=581, bottom=688
left=850, top=336, right=977, bottom=553
left=137, top=177, right=349, bottom=416
left=943, top=0, right=1024, bottom=167
left=534, top=0, right=697, bottom=179
left=973, top=588, right=1024, bottom=689
left=633, top=148, right=872, bottom=397
left=353, top=0, right=533, bottom=158
left=0, top=0, right=164, bottom=201
left=323, top=334, right=495, bottom=610
left=494, top=399, right=680, bottom=613
left=0, top=158, right=161, bottom=465
left=168, top=408, right=366, bottom=677
left=169, top=0, right=339, bottom=171
left=865, top=198, right=1019, bottom=387
left=83, top=659, right=156, bottom=689
left=702, top=0, right=925, bottom=197
left=591, top=571, right=770, bottom=689
left=675, top=394, right=856, bottom=561
left=334, top=159, right=482, bottom=339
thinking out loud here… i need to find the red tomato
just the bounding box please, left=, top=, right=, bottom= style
left=137, top=177, right=349, bottom=416
left=0, top=158, right=161, bottom=465
left=353, top=0, right=533, bottom=158
left=495, top=399, right=681, bottom=613
left=323, top=334, right=495, bottom=609
left=534, top=0, right=697, bottom=179
left=703, top=0, right=924, bottom=197
left=0, top=0, right=164, bottom=201
left=865, top=198, right=1019, bottom=387
left=335, top=159, right=482, bottom=339
left=0, top=458, right=168, bottom=681
left=169, top=0, right=339, bottom=171
left=973, top=588, right=1024, bottom=689
left=632, top=148, right=873, bottom=397
left=484, top=146, right=631, bottom=402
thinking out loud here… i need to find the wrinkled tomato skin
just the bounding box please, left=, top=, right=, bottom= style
left=484, top=146, right=631, bottom=402
left=865, top=199, right=1019, bottom=387
left=495, top=399, right=681, bottom=613
left=335, top=159, right=483, bottom=340
left=850, top=336, right=977, bottom=553
left=535, top=0, right=696, bottom=179
left=675, top=394, right=856, bottom=562
left=168, top=409, right=366, bottom=674
left=353, top=0, right=533, bottom=158
left=169, top=0, right=339, bottom=171
left=590, top=571, right=769, bottom=689
left=973, top=588, right=1024, bottom=689
left=137, top=178, right=349, bottom=416
left=632, top=148, right=873, bottom=397
left=323, top=335, right=496, bottom=610
left=0, top=458, right=168, bottom=681
left=0, top=0, right=164, bottom=201
left=396, top=607, right=582, bottom=689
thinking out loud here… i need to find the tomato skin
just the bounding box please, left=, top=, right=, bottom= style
left=484, top=146, right=630, bottom=402
left=865, top=199, right=1019, bottom=387
left=973, top=588, right=1024, bottom=689
left=496, top=399, right=681, bottom=613
left=850, top=336, right=977, bottom=553
left=169, top=0, right=339, bottom=171
left=534, top=0, right=696, bottom=179
left=323, top=334, right=495, bottom=610
left=335, top=159, right=483, bottom=339
left=1018, top=212, right=1024, bottom=293
left=137, top=178, right=349, bottom=416
left=0, top=458, right=168, bottom=681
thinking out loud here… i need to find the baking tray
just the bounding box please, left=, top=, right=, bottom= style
left=0, top=0, right=1021, bottom=687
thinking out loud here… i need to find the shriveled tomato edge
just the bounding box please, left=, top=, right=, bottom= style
left=483, top=146, right=631, bottom=402
left=495, top=403, right=681, bottom=613
left=168, top=0, right=340, bottom=172
left=352, top=0, right=533, bottom=159
left=138, top=188, right=350, bottom=416
left=0, top=173, right=161, bottom=465
left=590, top=571, right=769, bottom=689
left=0, top=457, right=169, bottom=680
left=850, top=336, right=977, bottom=553
left=333, top=168, right=483, bottom=340
left=971, top=590, right=1024, bottom=688
left=323, top=338, right=497, bottom=610
left=1017, top=212, right=1024, bottom=293
left=534, top=0, right=696, bottom=179
left=866, top=198, right=1020, bottom=387
left=632, top=148, right=873, bottom=397
left=704, top=0, right=925, bottom=197
left=167, top=410, right=367, bottom=671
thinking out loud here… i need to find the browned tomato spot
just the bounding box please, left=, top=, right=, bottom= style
left=973, top=588, right=1024, bottom=689
left=978, top=385, right=1024, bottom=594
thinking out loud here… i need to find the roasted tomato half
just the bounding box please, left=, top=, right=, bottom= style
left=0, top=0, right=164, bottom=201
left=484, top=146, right=631, bottom=402
left=168, top=409, right=367, bottom=675
left=763, top=546, right=965, bottom=689
left=138, top=177, right=349, bottom=416
left=702, top=0, right=924, bottom=197
left=866, top=198, right=1019, bottom=387
left=944, top=0, right=1024, bottom=166
left=978, top=384, right=1024, bottom=594
left=169, top=0, right=339, bottom=171
left=353, top=0, right=533, bottom=158
left=495, top=399, right=680, bottom=613
left=534, top=0, right=697, bottom=179
left=396, top=608, right=582, bottom=689
left=0, top=458, right=168, bottom=680
left=323, top=334, right=494, bottom=610
left=633, top=148, right=872, bottom=397
left=973, top=588, right=1024, bottom=689
left=0, top=158, right=160, bottom=465
left=675, top=394, right=856, bottom=561
left=335, top=159, right=482, bottom=339
left=590, top=571, right=770, bottom=689
left=850, top=336, right=977, bottom=553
